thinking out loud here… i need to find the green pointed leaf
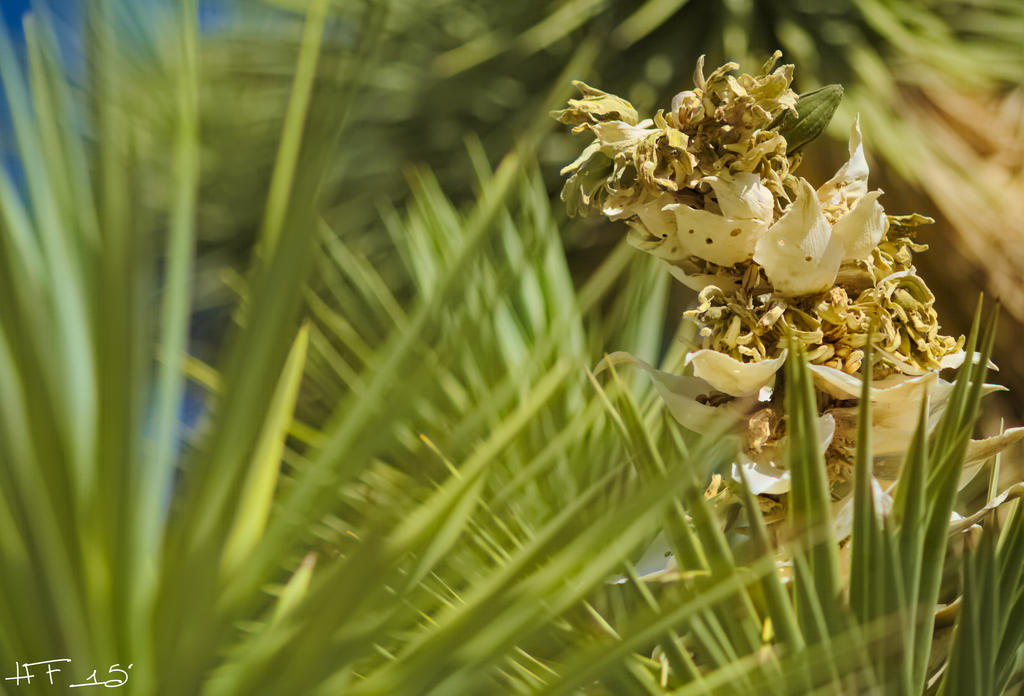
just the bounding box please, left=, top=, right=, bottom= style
left=222, top=324, right=310, bottom=573
left=772, top=84, right=844, bottom=154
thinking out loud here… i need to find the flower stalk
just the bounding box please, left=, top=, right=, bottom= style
left=561, top=54, right=1023, bottom=532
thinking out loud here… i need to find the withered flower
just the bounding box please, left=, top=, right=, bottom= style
left=565, top=55, right=1024, bottom=547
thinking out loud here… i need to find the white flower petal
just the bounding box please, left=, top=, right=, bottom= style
left=626, top=198, right=688, bottom=261
left=962, top=426, right=1024, bottom=472
left=592, top=120, right=656, bottom=148
left=633, top=531, right=676, bottom=579
left=818, top=116, right=869, bottom=207
left=705, top=172, right=774, bottom=222
left=733, top=413, right=833, bottom=495
left=594, top=351, right=742, bottom=432
left=665, top=204, right=767, bottom=267
left=833, top=383, right=1007, bottom=482
left=834, top=477, right=892, bottom=541
left=938, top=350, right=998, bottom=372
left=805, top=363, right=864, bottom=400
left=735, top=459, right=791, bottom=495
left=663, top=262, right=735, bottom=292
left=948, top=483, right=1024, bottom=536
left=833, top=190, right=887, bottom=260
left=830, top=405, right=922, bottom=464
left=753, top=179, right=844, bottom=296
left=610, top=531, right=678, bottom=584
left=559, top=139, right=602, bottom=176
left=811, top=361, right=1004, bottom=419
left=807, top=363, right=944, bottom=403
left=818, top=412, right=836, bottom=452
left=685, top=349, right=788, bottom=397
left=872, top=344, right=1001, bottom=378
left=871, top=346, right=934, bottom=377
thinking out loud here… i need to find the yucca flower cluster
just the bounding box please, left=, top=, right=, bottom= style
left=556, top=54, right=1022, bottom=529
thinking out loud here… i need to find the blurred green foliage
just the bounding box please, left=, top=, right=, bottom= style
left=1, top=1, right=1023, bottom=694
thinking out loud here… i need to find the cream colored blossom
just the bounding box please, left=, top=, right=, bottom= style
left=561, top=55, right=1019, bottom=551
left=753, top=178, right=844, bottom=296
left=685, top=348, right=787, bottom=396
left=753, top=120, right=887, bottom=295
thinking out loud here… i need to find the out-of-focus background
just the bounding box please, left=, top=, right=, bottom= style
left=3, top=0, right=1022, bottom=414
left=1, top=3, right=1022, bottom=690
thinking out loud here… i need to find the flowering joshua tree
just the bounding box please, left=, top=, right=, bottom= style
left=555, top=52, right=1024, bottom=546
